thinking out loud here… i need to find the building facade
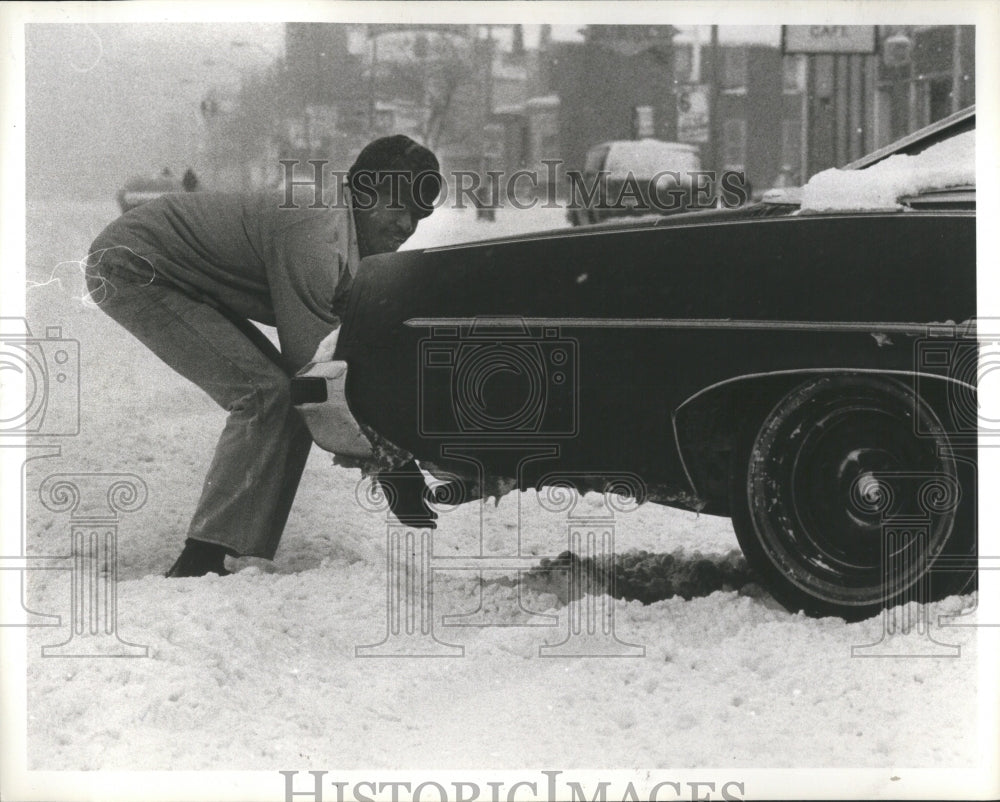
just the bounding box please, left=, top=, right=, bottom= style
left=198, top=24, right=975, bottom=195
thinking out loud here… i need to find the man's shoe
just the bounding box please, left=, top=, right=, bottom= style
left=165, top=539, right=232, bottom=578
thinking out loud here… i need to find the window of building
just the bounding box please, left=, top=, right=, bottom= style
left=375, top=108, right=394, bottom=132
left=874, top=86, right=895, bottom=149
left=914, top=26, right=954, bottom=75
left=779, top=119, right=801, bottom=182
left=674, top=43, right=694, bottom=83
left=927, top=76, right=954, bottom=123
left=722, top=118, right=747, bottom=171
left=782, top=55, right=806, bottom=94
left=633, top=105, right=655, bottom=138
left=721, top=47, right=747, bottom=90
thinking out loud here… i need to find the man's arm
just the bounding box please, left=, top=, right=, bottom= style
left=266, top=210, right=351, bottom=371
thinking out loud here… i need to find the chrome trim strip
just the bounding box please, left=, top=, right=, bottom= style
left=405, top=317, right=974, bottom=336
left=418, top=205, right=972, bottom=253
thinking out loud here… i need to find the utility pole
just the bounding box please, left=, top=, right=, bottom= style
left=478, top=24, right=497, bottom=218
left=368, top=32, right=379, bottom=131
left=951, top=26, right=963, bottom=114
left=707, top=25, right=720, bottom=181
left=481, top=25, right=494, bottom=177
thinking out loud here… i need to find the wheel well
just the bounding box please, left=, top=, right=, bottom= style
left=673, top=371, right=965, bottom=517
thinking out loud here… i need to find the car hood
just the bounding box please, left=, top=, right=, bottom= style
left=422, top=203, right=798, bottom=253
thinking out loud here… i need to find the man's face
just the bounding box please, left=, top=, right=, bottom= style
left=355, top=193, right=419, bottom=257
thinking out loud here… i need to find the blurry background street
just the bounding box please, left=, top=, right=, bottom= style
left=27, top=23, right=974, bottom=207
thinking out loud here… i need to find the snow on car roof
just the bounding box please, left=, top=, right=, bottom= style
left=800, top=128, right=974, bottom=213
left=602, top=138, right=702, bottom=178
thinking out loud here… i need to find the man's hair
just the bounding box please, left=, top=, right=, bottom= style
left=347, top=135, right=442, bottom=218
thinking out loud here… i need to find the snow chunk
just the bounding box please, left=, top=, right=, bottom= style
left=801, top=129, right=974, bottom=213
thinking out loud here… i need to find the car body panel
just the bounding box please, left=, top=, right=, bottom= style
left=300, top=107, right=977, bottom=619
left=335, top=210, right=974, bottom=507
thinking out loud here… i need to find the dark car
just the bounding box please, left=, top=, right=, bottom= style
left=303, top=106, right=978, bottom=621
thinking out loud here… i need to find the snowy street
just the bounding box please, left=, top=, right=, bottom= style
left=18, top=197, right=981, bottom=774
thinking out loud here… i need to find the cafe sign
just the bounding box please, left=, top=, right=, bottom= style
left=781, top=25, right=878, bottom=54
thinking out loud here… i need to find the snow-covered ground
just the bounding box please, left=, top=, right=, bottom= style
left=13, top=198, right=985, bottom=787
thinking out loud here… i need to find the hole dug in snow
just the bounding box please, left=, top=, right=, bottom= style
left=520, top=548, right=755, bottom=605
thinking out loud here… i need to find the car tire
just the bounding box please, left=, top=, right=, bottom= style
left=729, top=374, right=976, bottom=621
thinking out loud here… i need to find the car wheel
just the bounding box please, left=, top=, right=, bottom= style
left=729, top=375, right=976, bottom=621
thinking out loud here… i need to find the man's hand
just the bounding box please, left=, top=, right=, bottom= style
left=373, top=460, right=438, bottom=529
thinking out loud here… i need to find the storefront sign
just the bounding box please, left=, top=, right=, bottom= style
left=677, top=86, right=709, bottom=143
left=782, top=26, right=877, bottom=54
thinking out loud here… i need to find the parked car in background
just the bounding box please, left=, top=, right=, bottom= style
left=299, top=107, right=978, bottom=622
left=116, top=167, right=200, bottom=213
left=567, top=138, right=707, bottom=225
